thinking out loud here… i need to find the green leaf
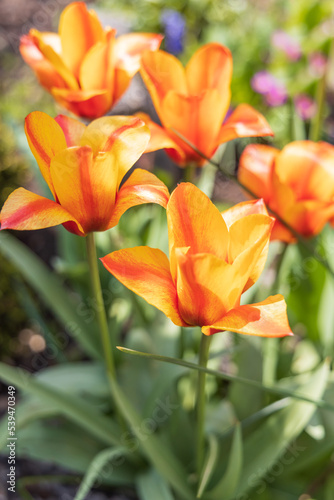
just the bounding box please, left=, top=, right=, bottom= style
left=196, top=434, right=219, bottom=498
left=0, top=232, right=100, bottom=358
left=206, top=423, right=242, bottom=500
left=16, top=420, right=134, bottom=486
left=235, top=360, right=329, bottom=498
left=0, top=362, right=120, bottom=448
left=74, top=446, right=129, bottom=500
left=116, top=347, right=334, bottom=412
left=109, top=378, right=194, bottom=500
left=137, top=469, right=175, bottom=500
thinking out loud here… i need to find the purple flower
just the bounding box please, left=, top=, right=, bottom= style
left=271, top=30, right=302, bottom=61
left=161, top=9, right=186, bottom=56
left=308, top=52, right=327, bottom=78
left=294, top=94, right=316, bottom=120
left=251, top=71, right=287, bottom=107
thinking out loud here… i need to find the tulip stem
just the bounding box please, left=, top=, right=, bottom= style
left=184, top=163, right=197, bottom=184
left=86, top=232, right=116, bottom=379
left=196, top=333, right=212, bottom=479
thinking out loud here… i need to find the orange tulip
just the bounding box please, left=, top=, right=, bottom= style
left=20, top=2, right=163, bottom=118
left=238, top=141, right=334, bottom=243
left=137, top=43, right=273, bottom=166
left=101, top=183, right=292, bottom=337
left=0, top=112, right=169, bottom=236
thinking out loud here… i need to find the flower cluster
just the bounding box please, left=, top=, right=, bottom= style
left=3, top=1, right=334, bottom=343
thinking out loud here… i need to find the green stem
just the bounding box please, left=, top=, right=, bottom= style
left=196, top=333, right=212, bottom=478
left=184, top=163, right=197, bottom=183
left=262, top=243, right=288, bottom=387
left=310, top=37, right=334, bottom=142
left=86, top=232, right=116, bottom=378
left=309, top=70, right=327, bottom=142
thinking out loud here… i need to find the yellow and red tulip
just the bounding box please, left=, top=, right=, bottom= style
left=101, top=183, right=292, bottom=337
left=137, top=43, right=273, bottom=166
left=20, top=2, right=162, bottom=118
left=239, top=141, right=334, bottom=243
left=0, top=112, right=169, bottom=236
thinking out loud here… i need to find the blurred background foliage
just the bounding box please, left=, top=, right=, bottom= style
left=1, top=1, right=334, bottom=499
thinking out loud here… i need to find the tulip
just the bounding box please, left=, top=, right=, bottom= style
left=136, top=43, right=273, bottom=166
left=101, top=183, right=292, bottom=337
left=0, top=112, right=169, bottom=236
left=20, top=2, right=163, bottom=118
left=238, top=141, right=334, bottom=242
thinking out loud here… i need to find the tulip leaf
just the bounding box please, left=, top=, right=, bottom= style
left=0, top=362, right=120, bottom=448
left=16, top=420, right=134, bottom=486
left=137, top=469, right=175, bottom=500
left=0, top=231, right=101, bottom=359
left=196, top=433, right=220, bottom=498
left=206, top=423, right=243, bottom=500
left=109, top=378, right=194, bottom=500
left=116, top=347, right=334, bottom=412
left=74, top=446, right=129, bottom=500
left=234, top=360, right=329, bottom=498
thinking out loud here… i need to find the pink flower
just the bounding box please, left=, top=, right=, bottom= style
left=251, top=71, right=287, bottom=107
left=272, top=30, right=301, bottom=61
left=294, top=94, right=316, bottom=121
left=309, top=52, right=327, bottom=78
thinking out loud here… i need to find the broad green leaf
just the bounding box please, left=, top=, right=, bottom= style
left=235, top=360, right=329, bottom=498
left=0, top=232, right=101, bottom=358
left=286, top=243, right=326, bottom=342
left=116, top=347, right=334, bottom=412
left=206, top=423, right=242, bottom=500
left=109, top=378, right=194, bottom=500
left=0, top=362, right=120, bottom=448
left=197, top=434, right=219, bottom=498
left=17, top=420, right=134, bottom=486
left=137, top=469, right=175, bottom=500
left=74, top=446, right=129, bottom=500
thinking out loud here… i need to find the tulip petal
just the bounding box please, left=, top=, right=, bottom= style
left=135, top=112, right=185, bottom=161
left=161, top=89, right=230, bottom=163
left=50, top=146, right=118, bottom=234
left=222, top=199, right=268, bottom=229
left=80, top=30, right=116, bottom=93
left=175, top=251, right=234, bottom=326
left=185, top=43, right=233, bottom=96
left=167, top=183, right=229, bottom=279
left=0, top=188, right=83, bottom=234
left=80, top=116, right=150, bottom=187
left=59, top=2, right=104, bottom=79
left=20, top=33, right=67, bottom=91
left=54, top=115, right=86, bottom=147
left=115, top=33, right=163, bottom=77
left=27, top=29, right=79, bottom=90
left=203, top=295, right=293, bottom=338
left=25, top=111, right=67, bottom=198
left=108, top=168, right=169, bottom=229
left=227, top=213, right=274, bottom=291
left=275, top=141, right=334, bottom=201
left=238, top=144, right=279, bottom=203
left=51, top=87, right=110, bottom=119
left=140, top=50, right=187, bottom=114
left=218, top=104, right=274, bottom=144
left=101, top=247, right=185, bottom=326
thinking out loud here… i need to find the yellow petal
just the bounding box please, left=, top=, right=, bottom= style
left=25, top=111, right=67, bottom=198
left=0, top=188, right=83, bottom=234
left=108, top=168, right=169, bottom=229
left=80, top=116, right=150, bottom=187
left=50, top=146, right=118, bottom=234
left=59, top=2, right=105, bottom=79
left=185, top=42, right=232, bottom=96
left=101, top=247, right=185, bottom=326
left=167, top=183, right=229, bottom=280
left=203, top=295, right=293, bottom=338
